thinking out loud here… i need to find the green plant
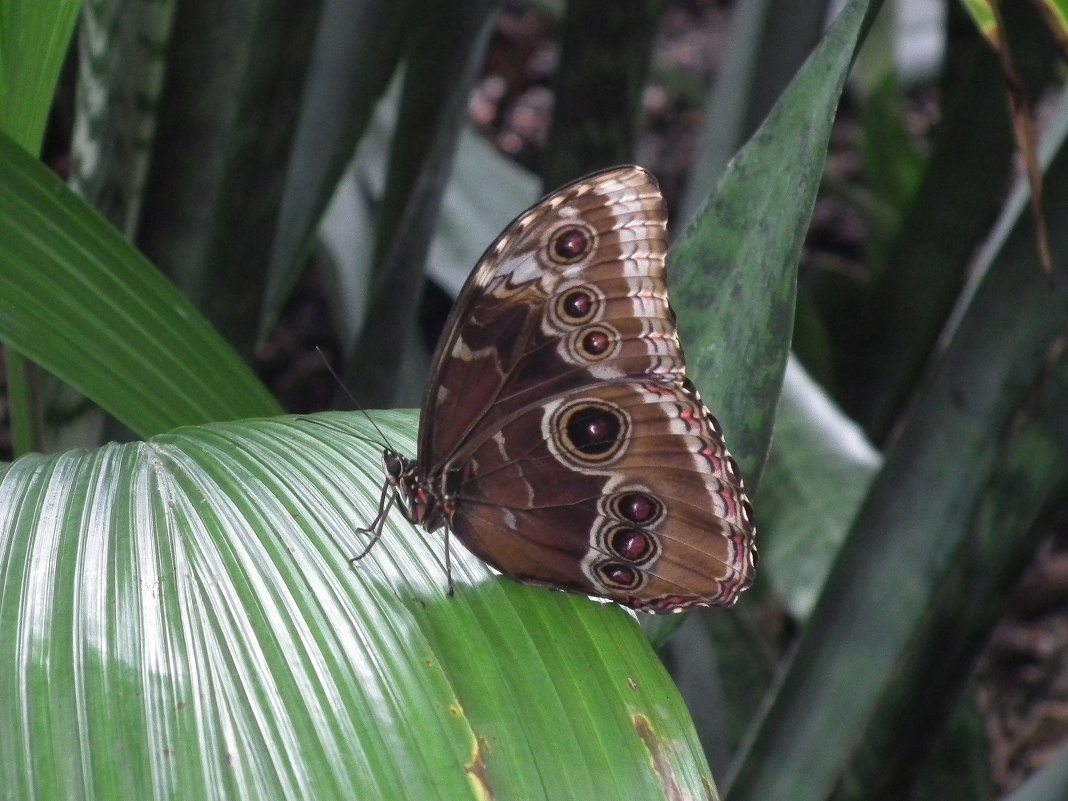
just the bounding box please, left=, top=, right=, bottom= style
left=6, top=1, right=1068, bottom=800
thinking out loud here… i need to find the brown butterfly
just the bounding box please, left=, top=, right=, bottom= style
left=362, top=166, right=756, bottom=613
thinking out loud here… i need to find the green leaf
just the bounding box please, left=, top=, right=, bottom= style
left=757, top=357, right=880, bottom=619
left=0, top=412, right=720, bottom=800
left=0, top=0, right=82, bottom=153
left=725, top=79, right=1068, bottom=801
left=260, top=0, right=416, bottom=340
left=0, top=131, right=280, bottom=436
left=343, top=0, right=498, bottom=405
left=670, top=0, right=875, bottom=485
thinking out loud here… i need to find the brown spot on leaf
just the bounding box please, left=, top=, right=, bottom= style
left=633, top=714, right=715, bottom=801
left=465, top=735, right=496, bottom=801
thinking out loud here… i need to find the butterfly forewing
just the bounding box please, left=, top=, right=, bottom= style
left=419, top=167, right=671, bottom=466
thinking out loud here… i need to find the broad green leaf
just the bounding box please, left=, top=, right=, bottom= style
left=1, top=0, right=84, bottom=453
left=670, top=0, right=875, bottom=485
left=0, top=131, right=280, bottom=436
left=0, top=0, right=82, bottom=153
left=0, top=412, right=719, bottom=800
left=726, top=81, right=1068, bottom=801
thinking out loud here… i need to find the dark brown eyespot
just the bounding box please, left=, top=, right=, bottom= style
left=616, top=492, right=661, bottom=525
left=598, top=562, right=642, bottom=590
left=549, top=399, right=630, bottom=467
left=550, top=225, right=592, bottom=263
left=561, top=289, right=595, bottom=320
left=580, top=329, right=610, bottom=356
left=565, top=406, right=622, bottom=456
left=610, top=528, right=653, bottom=562
left=593, top=563, right=640, bottom=589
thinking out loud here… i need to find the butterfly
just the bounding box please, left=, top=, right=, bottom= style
left=361, top=165, right=756, bottom=613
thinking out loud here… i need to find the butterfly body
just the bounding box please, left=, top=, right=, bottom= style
left=375, top=166, right=756, bottom=614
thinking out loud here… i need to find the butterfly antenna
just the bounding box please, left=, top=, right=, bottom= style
left=313, top=346, right=396, bottom=450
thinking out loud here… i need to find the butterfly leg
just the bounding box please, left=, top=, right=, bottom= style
left=443, top=524, right=455, bottom=597
left=350, top=481, right=398, bottom=564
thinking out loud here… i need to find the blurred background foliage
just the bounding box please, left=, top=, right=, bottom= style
left=6, top=0, right=1068, bottom=799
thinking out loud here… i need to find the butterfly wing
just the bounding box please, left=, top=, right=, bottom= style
left=419, top=166, right=676, bottom=464
left=418, top=165, right=756, bottom=611
left=448, top=380, right=755, bottom=612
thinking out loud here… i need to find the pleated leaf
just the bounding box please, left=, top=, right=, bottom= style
left=0, top=412, right=720, bottom=800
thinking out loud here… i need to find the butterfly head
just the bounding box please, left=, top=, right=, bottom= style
left=382, top=448, right=410, bottom=484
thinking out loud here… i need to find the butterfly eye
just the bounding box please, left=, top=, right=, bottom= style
left=549, top=225, right=594, bottom=264
left=383, top=451, right=406, bottom=482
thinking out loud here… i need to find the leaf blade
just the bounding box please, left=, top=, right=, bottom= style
left=0, top=131, right=280, bottom=436
left=0, top=412, right=720, bottom=800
